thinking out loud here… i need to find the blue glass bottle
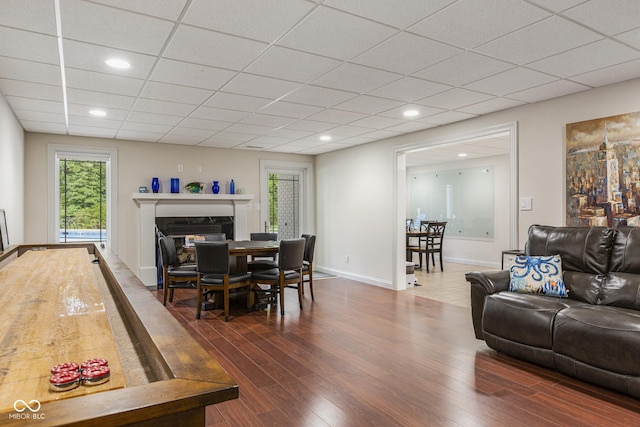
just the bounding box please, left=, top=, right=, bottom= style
left=229, top=179, right=235, bottom=194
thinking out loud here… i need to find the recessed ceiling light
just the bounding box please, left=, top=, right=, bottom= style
left=403, top=109, right=419, bottom=117
left=89, top=109, right=107, bottom=117
left=105, top=58, right=130, bottom=69
left=458, top=153, right=468, bottom=157
left=319, top=135, right=332, bottom=141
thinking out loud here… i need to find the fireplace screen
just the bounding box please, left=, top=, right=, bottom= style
left=155, top=216, right=234, bottom=240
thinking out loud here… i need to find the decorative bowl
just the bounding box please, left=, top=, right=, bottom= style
left=185, top=182, right=205, bottom=193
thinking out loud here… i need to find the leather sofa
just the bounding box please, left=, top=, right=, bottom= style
left=466, top=224, right=640, bottom=399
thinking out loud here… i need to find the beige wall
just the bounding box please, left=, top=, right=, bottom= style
left=0, top=93, right=24, bottom=245
left=315, top=77, right=640, bottom=288
left=24, top=132, right=312, bottom=273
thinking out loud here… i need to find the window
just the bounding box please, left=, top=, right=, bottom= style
left=47, top=144, right=118, bottom=249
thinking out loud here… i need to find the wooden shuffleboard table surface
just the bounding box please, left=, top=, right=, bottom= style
left=0, top=248, right=125, bottom=412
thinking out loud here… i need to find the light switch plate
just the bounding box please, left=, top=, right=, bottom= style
left=520, top=197, right=532, bottom=211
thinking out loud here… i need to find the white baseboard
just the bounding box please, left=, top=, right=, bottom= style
left=314, top=266, right=393, bottom=289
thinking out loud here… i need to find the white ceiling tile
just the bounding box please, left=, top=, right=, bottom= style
left=61, top=0, right=175, bottom=54
left=267, top=128, right=314, bottom=139
left=306, top=109, right=368, bottom=125
left=378, top=104, right=445, bottom=120
left=66, top=88, right=135, bottom=109
left=386, top=122, right=436, bottom=133
left=368, top=77, right=451, bottom=102
left=120, top=121, right=173, bottom=133
left=141, top=81, right=213, bottom=104
left=563, top=0, right=640, bottom=36
left=359, top=129, right=403, bottom=140
left=457, top=98, right=525, bottom=115
left=180, top=117, right=231, bottom=131
left=312, top=63, right=400, bottom=93
left=134, top=98, right=197, bottom=116
left=417, top=88, right=494, bottom=110
left=6, top=97, right=64, bottom=114
left=408, top=0, right=551, bottom=49
left=352, top=32, right=462, bottom=75
left=222, top=73, right=302, bottom=99
left=282, top=85, right=358, bottom=107
left=63, top=40, right=156, bottom=79
left=526, top=0, right=587, bottom=12
left=89, top=0, right=188, bottom=21
left=413, top=52, right=515, bottom=87
left=335, top=136, right=379, bottom=146
left=570, top=58, right=640, bottom=87
left=21, top=120, right=67, bottom=133
left=65, top=68, right=145, bottom=96
left=190, top=106, right=249, bottom=122
left=158, top=134, right=203, bottom=145
left=245, top=46, right=342, bottom=83
left=206, top=131, right=255, bottom=142
left=151, top=59, right=238, bottom=91
left=184, top=0, right=315, bottom=43
left=0, top=79, right=62, bottom=102
left=68, top=116, right=122, bottom=129
left=277, top=6, right=397, bottom=60
left=68, top=125, right=118, bottom=138
left=68, top=103, right=129, bottom=120
left=0, top=0, right=57, bottom=34
left=0, top=57, right=62, bottom=86
left=240, top=113, right=296, bottom=128
left=464, top=67, right=557, bottom=96
left=615, top=28, right=640, bottom=50
left=0, top=27, right=59, bottom=64
left=348, top=116, right=405, bottom=129
left=198, top=138, right=243, bottom=149
left=169, top=127, right=217, bottom=138
left=246, top=135, right=294, bottom=146
left=323, top=0, right=456, bottom=29
left=224, top=123, right=277, bottom=135
left=258, top=100, right=324, bottom=119
left=165, top=25, right=268, bottom=70
left=205, top=92, right=272, bottom=112
left=266, top=144, right=307, bottom=153
left=527, top=39, right=640, bottom=78
left=324, top=125, right=377, bottom=137
left=13, top=109, right=66, bottom=123
left=333, top=95, right=404, bottom=115
left=419, top=110, right=477, bottom=125
left=476, top=16, right=603, bottom=65
left=117, top=130, right=164, bottom=142
left=127, top=111, right=183, bottom=126
left=284, top=120, right=337, bottom=133
left=508, top=80, right=590, bottom=102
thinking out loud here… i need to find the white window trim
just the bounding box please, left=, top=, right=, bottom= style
left=259, top=160, right=314, bottom=235
left=47, top=144, right=118, bottom=251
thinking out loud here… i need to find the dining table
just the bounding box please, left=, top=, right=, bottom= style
left=182, top=239, right=280, bottom=274
left=406, top=230, right=429, bottom=263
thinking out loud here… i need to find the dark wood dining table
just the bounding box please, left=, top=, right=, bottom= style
left=183, top=240, right=279, bottom=274
left=406, top=230, right=429, bottom=262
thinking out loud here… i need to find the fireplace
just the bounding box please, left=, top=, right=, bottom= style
left=133, top=193, right=253, bottom=287
left=155, top=216, right=234, bottom=240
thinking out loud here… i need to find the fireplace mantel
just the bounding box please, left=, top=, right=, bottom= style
left=133, top=192, right=254, bottom=288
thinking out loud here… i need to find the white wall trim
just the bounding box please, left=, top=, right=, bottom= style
left=47, top=143, right=118, bottom=251
left=392, top=122, right=518, bottom=290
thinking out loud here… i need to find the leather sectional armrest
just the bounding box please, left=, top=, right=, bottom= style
left=465, top=270, right=510, bottom=339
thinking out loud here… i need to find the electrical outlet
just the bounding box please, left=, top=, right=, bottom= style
left=520, top=197, right=532, bottom=211
left=345, top=255, right=349, bottom=263
left=177, top=164, right=183, bottom=172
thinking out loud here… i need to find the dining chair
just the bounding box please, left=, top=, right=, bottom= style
left=301, top=234, right=316, bottom=300
left=247, top=232, right=278, bottom=271
left=194, top=241, right=253, bottom=321
left=251, top=238, right=305, bottom=316
left=423, top=221, right=447, bottom=272
left=158, top=236, right=198, bottom=306
left=203, top=233, right=226, bottom=241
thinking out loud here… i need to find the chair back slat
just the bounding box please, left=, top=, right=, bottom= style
left=251, top=232, right=278, bottom=241
left=279, top=238, right=305, bottom=271
left=195, top=242, right=230, bottom=275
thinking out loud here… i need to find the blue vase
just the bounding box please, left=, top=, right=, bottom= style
left=151, top=177, right=159, bottom=193
left=212, top=181, right=220, bottom=194
left=229, top=179, right=235, bottom=195
left=170, top=178, right=180, bottom=193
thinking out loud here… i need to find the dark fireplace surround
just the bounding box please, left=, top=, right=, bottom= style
left=155, top=216, right=234, bottom=240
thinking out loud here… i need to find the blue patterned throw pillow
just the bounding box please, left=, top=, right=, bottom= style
left=509, top=255, right=568, bottom=297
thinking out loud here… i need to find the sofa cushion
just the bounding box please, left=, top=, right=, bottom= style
left=600, top=272, right=640, bottom=310
left=482, top=292, right=585, bottom=349
left=609, top=226, right=640, bottom=273
left=509, top=255, right=568, bottom=297
left=526, top=225, right=614, bottom=274
left=554, top=305, right=640, bottom=376
left=562, top=271, right=603, bottom=304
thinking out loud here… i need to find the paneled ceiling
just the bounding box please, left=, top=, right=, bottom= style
left=2, top=0, right=640, bottom=155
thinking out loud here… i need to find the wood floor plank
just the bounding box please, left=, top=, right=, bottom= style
left=156, top=274, right=640, bottom=426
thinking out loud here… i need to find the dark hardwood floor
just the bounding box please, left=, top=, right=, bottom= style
left=154, top=277, right=640, bottom=426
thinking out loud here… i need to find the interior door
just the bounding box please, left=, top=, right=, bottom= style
left=266, top=171, right=301, bottom=240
